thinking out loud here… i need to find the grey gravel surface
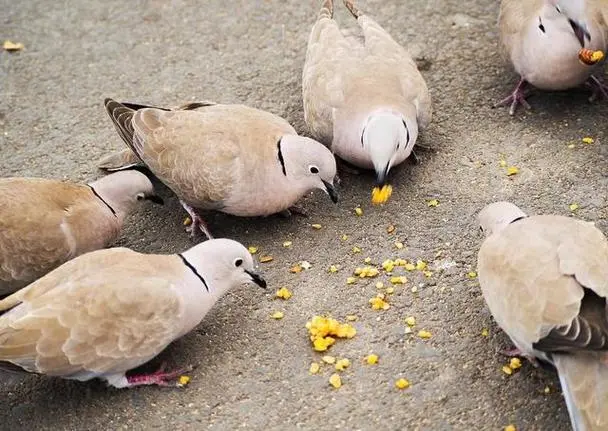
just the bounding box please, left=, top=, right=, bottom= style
left=2, top=0, right=608, bottom=430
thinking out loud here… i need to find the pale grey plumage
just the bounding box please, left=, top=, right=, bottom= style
left=0, top=171, right=160, bottom=296
left=478, top=201, right=608, bottom=431
left=302, top=0, right=431, bottom=185
left=0, top=238, right=266, bottom=388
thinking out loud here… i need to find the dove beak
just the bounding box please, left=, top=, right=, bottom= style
left=246, top=270, right=267, bottom=289
left=569, top=19, right=590, bottom=47
left=322, top=180, right=339, bottom=203
left=145, top=194, right=165, bottom=205
left=375, top=163, right=391, bottom=186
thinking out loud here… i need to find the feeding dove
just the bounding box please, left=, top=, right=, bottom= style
left=101, top=98, right=339, bottom=239
left=302, top=0, right=432, bottom=203
left=0, top=171, right=162, bottom=296
left=496, top=0, right=608, bottom=115
left=477, top=201, right=608, bottom=431
left=0, top=238, right=266, bottom=388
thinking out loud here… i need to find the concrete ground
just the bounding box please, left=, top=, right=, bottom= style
left=2, top=0, right=607, bottom=429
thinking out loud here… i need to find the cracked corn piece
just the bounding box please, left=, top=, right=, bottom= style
left=504, top=426, right=516, bottom=431
left=382, top=259, right=395, bottom=272
left=502, top=365, right=513, bottom=375
left=335, top=358, right=350, bottom=371
left=247, top=246, right=258, bottom=254
left=578, top=48, right=604, bottom=65
left=177, top=375, right=191, bottom=387
left=365, top=354, right=379, bottom=365
left=329, top=373, right=342, bottom=388
left=313, top=336, right=336, bottom=352
left=271, top=311, right=284, bottom=319
left=369, top=295, right=389, bottom=310
left=405, top=317, right=416, bottom=327
left=404, top=263, right=416, bottom=271
left=346, top=277, right=357, bottom=285
left=509, top=358, right=522, bottom=370
left=390, top=276, right=407, bottom=285
left=355, top=207, right=363, bottom=216
left=322, top=355, right=336, bottom=364
left=371, top=184, right=393, bottom=205
left=418, top=330, right=432, bottom=339
left=335, top=324, right=357, bottom=338
left=309, top=362, right=320, bottom=374
left=275, top=287, right=292, bottom=300
left=415, top=260, right=427, bottom=271
left=395, top=378, right=410, bottom=390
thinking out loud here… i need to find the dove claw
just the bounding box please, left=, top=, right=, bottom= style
left=180, top=201, right=213, bottom=240
left=586, top=74, right=608, bottom=102
left=126, top=364, right=193, bottom=387
left=494, top=78, right=530, bottom=115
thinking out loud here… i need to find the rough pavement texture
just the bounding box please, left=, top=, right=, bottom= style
left=2, top=0, right=607, bottom=429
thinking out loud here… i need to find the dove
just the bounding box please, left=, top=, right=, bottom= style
left=101, top=98, right=339, bottom=239
left=0, top=171, right=162, bottom=296
left=496, top=0, right=608, bottom=115
left=302, top=0, right=432, bottom=197
left=0, top=238, right=266, bottom=388
left=477, top=201, right=608, bottom=431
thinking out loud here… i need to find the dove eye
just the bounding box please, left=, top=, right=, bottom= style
left=555, top=5, right=561, bottom=13
left=234, top=258, right=243, bottom=267
left=309, top=166, right=319, bottom=174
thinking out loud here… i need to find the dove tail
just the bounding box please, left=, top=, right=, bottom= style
left=319, top=0, right=333, bottom=19
left=343, top=0, right=362, bottom=18
left=553, top=353, right=608, bottom=431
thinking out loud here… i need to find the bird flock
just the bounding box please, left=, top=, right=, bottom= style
left=2, top=0, right=608, bottom=429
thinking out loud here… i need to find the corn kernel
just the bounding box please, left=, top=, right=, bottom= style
left=509, top=358, right=522, bottom=370
left=385, top=287, right=395, bottom=294
left=467, top=271, right=477, bottom=278
left=341, top=234, right=349, bottom=241
left=395, top=242, right=404, bottom=249
left=375, top=281, right=384, bottom=289
left=355, top=207, right=363, bottom=216
left=387, top=224, right=396, bottom=234
left=427, top=199, right=439, bottom=207
left=499, top=159, right=507, bottom=167
left=390, top=276, right=407, bottom=285
left=371, top=184, right=393, bottom=205
left=481, top=328, right=489, bottom=337
left=328, top=265, right=339, bottom=273
left=346, top=277, right=357, bottom=285
left=346, top=315, right=358, bottom=321
left=504, top=425, right=516, bottom=431
left=322, top=355, right=336, bottom=364
left=282, top=241, right=292, bottom=247
left=365, top=354, right=379, bottom=365
left=369, top=296, right=389, bottom=310
left=404, top=263, right=416, bottom=271
left=395, top=378, right=410, bottom=389
left=423, top=270, right=433, bottom=278
left=582, top=137, right=594, bottom=144
left=309, top=362, right=320, bottom=374
left=418, top=330, right=432, bottom=339
left=311, top=224, right=322, bottom=230
left=275, top=287, right=292, bottom=300
left=569, top=203, right=579, bottom=211
left=382, top=259, right=395, bottom=272
left=271, top=311, right=284, bottom=319
left=177, top=375, right=191, bottom=387
left=183, top=217, right=192, bottom=226
left=502, top=365, right=513, bottom=375
left=352, top=246, right=362, bottom=254
left=335, top=358, right=350, bottom=371
left=329, top=373, right=342, bottom=388
left=248, top=246, right=258, bottom=254
left=507, top=166, right=519, bottom=176
left=405, top=317, right=416, bottom=327
left=260, top=255, right=273, bottom=263
left=415, top=260, right=427, bottom=271
left=312, top=336, right=335, bottom=352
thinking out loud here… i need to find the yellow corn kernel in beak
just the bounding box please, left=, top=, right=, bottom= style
left=578, top=48, right=604, bottom=65
left=371, top=184, right=393, bottom=205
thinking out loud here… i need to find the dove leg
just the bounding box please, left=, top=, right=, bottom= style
left=126, top=363, right=193, bottom=387
left=499, top=347, right=539, bottom=367
left=585, top=75, right=608, bottom=102
left=344, top=0, right=362, bottom=18
left=180, top=201, right=213, bottom=240
left=494, top=78, right=531, bottom=115
left=278, top=205, right=309, bottom=218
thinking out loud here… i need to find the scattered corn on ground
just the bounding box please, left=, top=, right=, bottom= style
left=306, top=316, right=357, bottom=352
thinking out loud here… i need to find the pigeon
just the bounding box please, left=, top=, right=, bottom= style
left=101, top=98, right=339, bottom=239
left=477, top=201, right=608, bottom=431
left=496, top=0, right=608, bottom=115
left=302, top=0, right=432, bottom=198
left=0, top=171, right=162, bottom=296
left=0, top=238, right=266, bottom=388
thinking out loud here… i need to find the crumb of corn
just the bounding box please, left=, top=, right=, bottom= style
left=415, top=260, right=427, bottom=271
left=405, top=317, right=416, bottom=327
left=578, top=48, right=604, bottom=65
left=357, top=266, right=380, bottom=278
left=481, top=328, right=489, bottom=337
left=346, top=277, right=357, bottom=285
left=394, top=258, right=407, bottom=266
left=271, top=311, right=284, bottom=319
left=313, top=336, right=336, bottom=352
left=569, top=203, right=579, bottom=211
left=467, top=271, right=477, bottom=278
left=404, top=263, right=416, bottom=271
left=427, top=199, right=439, bottom=207
left=544, top=386, right=550, bottom=394
left=375, top=281, right=385, bottom=289
left=504, top=425, right=516, bottom=431
left=3, top=40, right=25, bottom=51
left=499, top=159, right=507, bottom=167
left=352, top=246, right=362, bottom=253
left=306, top=316, right=356, bottom=351
left=387, top=224, right=396, bottom=234
left=282, top=241, right=292, bottom=247
left=582, top=136, right=594, bottom=144
left=309, top=362, right=320, bottom=374
left=385, top=287, right=395, bottom=294
left=509, top=358, right=522, bottom=370
left=372, top=184, right=393, bottom=205
left=260, top=255, right=273, bottom=263
left=248, top=246, right=258, bottom=254
left=329, top=373, right=342, bottom=388
left=369, top=295, right=390, bottom=310
left=183, top=216, right=192, bottom=226
left=395, top=378, right=410, bottom=390
left=418, top=330, right=432, bottom=339
left=502, top=365, right=513, bottom=375
left=366, top=354, right=379, bottom=365
left=177, top=375, right=191, bottom=387
left=355, top=207, right=364, bottom=216
left=411, top=286, right=418, bottom=293
left=328, top=265, right=339, bottom=273
left=290, top=264, right=302, bottom=273
left=275, top=287, right=292, bottom=300
left=346, top=315, right=358, bottom=321
left=506, top=166, right=519, bottom=176
left=322, top=355, right=336, bottom=364
left=382, top=259, right=395, bottom=272
left=423, top=270, right=433, bottom=278
left=395, top=242, right=404, bottom=249
left=341, top=234, right=349, bottom=241
left=335, top=358, right=350, bottom=371
left=390, top=276, right=408, bottom=285
left=311, top=224, right=322, bottom=230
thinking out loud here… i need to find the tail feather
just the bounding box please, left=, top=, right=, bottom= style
left=554, top=353, right=608, bottom=431
left=104, top=98, right=143, bottom=162
left=343, top=0, right=362, bottom=18
left=319, top=0, right=333, bottom=19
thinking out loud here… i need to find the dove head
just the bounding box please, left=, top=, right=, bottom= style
left=362, top=112, right=416, bottom=186
left=279, top=135, right=339, bottom=203
left=478, top=202, right=528, bottom=237
left=182, top=239, right=266, bottom=295
left=537, top=0, right=590, bottom=48
left=88, top=170, right=163, bottom=221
